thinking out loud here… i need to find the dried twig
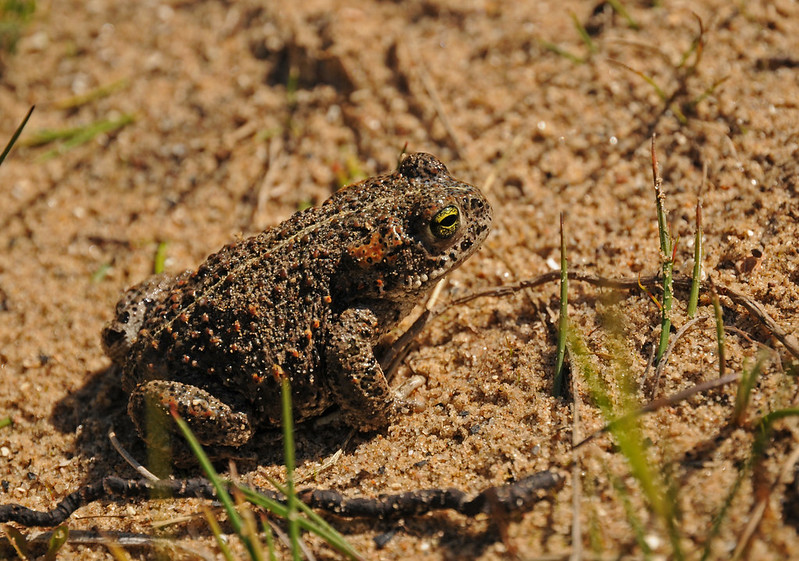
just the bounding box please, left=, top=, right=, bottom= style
left=0, top=471, right=563, bottom=527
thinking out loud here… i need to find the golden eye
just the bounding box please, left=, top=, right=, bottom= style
left=430, top=205, right=460, bottom=239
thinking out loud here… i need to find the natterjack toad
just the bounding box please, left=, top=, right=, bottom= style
left=103, top=153, right=492, bottom=450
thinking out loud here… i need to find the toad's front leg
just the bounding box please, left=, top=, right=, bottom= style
left=325, top=307, right=395, bottom=431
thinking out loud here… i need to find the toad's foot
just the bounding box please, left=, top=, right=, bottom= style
left=128, top=380, right=254, bottom=449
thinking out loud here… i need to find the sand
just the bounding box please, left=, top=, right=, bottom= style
left=1, top=0, right=798, bottom=558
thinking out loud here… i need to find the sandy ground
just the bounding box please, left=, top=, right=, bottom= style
left=1, top=0, right=799, bottom=559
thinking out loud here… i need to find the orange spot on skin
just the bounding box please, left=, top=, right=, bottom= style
left=348, top=231, right=386, bottom=267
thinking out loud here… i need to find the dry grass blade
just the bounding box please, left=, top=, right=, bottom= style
left=575, top=372, right=740, bottom=449
left=403, top=41, right=466, bottom=159
left=0, top=105, right=34, bottom=166
left=702, top=408, right=799, bottom=559
left=608, top=58, right=667, bottom=101
left=731, top=444, right=799, bottom=560
left=201, top=506, right=235, bottom=561
left=107, top=428, right=159, bottom=482
left=712, top=282, right=799, bottom=359
left=646, top=316, right=709, bottom=398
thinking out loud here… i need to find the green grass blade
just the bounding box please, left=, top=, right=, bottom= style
left=605, top=0, right=640, bottom=30
left=280, top=376, right=301, bottom=561
left=260, top=515, right=278, bottom=561
left=701, top=407, right=799, bottom=560
left=710, top=283, right=726, bottom=377
left=171, top=412, right=260, bottom=559
left=553, top=213, right=569, bottom=397
left=27, top=114, right=136, bottom=160
left=0, top=105, right=34, bottom=167
left=23, top=124, right=87, bottom=146
left=650, top=138, right=673, bottom=364
left=609, top=471, right=652, bottom=558
left=43, top=525, right=69, bottom=561
left=153, top=241, right=168, bottom=275
left=732, top=351, right=769, bottom=426
left=609, top=59, right=668, bottom=101
left=759, top=407, right=799, bottom=428
left=3, top=525, right=31, bottom=559
left=244, top=480, right=364, bottom=561
left=202, top=507, right=236, bottom=561
left=55, top=78, right=130, bottom=110
left=677, top=14, right=704, bottom=71
left=569, top=11, right=597, bottom=54
left=55, top=114, right=135, bottom=151
left=687, top=170, right=704, bottom=318
left=568, top=325, right=683, bottom=559
left=172, top=377, right=361, bottom=559
left=687, top=76, right=729, bottom=112
left=540, top=40, right=585, bottom=64
left=237, top=494, right=265, bottom=561
left=91, top=263, right=112, bottom=284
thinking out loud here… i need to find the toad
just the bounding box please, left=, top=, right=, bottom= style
left=102, top=153, right=492, bottom=451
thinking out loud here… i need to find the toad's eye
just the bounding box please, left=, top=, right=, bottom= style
left=430, top=205, right=460, bottom=239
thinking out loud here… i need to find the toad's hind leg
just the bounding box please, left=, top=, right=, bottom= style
left=128, top=380, right=254, bottom=448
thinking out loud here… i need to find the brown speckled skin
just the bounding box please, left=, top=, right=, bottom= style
left=103, top=153, right=492, bottom=448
